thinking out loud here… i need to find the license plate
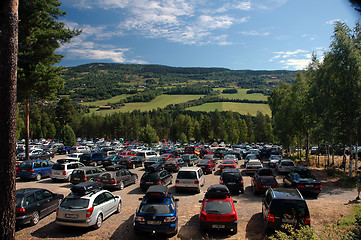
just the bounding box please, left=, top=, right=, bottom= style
left=282, top=218, right=297, bottom=224
left=201, top=166, right=205, bottom=168
left=146, top=182, right=153, bottom=184
left=212, top=224, right=225, bottom=229
left=305, top=185, right=313, bottom=187
left=22, top=170, right=27, bottom=172
left=228, top=182, right=236, bottom=185
left=54, top=172, right=60, bottom=175
left=74, top=178, right=80, bottom=181
left=147, top=221, right=161, bottom=225
left=65, top=214, right=78, bottom=219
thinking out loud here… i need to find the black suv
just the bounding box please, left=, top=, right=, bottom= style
left=262, top=188, right=310, bottom=234
left=220, top=169, right=244, bottom=193
left=140, top=165, right=173, bottom=191
left=79, top=152, right=107, bottom=166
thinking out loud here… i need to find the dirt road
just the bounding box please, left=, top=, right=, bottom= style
left=15, top=155, right=357, bottom=240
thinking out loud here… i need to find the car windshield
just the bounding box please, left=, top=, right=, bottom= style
left=202, top=155, right=213, bottom=159
left=72, top=170, right=85, bottom=175
left=198, top=160, right=210, bottom=165
left=60, top=198, right=90, bottom=209
left=139, top=204, right=171, bottom=214
left=222, top=172, right=241, bottom=181
left=204, top=200, right=233, bottom=214
left=141, top=172, right=159, bottom=181
left=282, top=161, right=294, bottom=166
left=177, top=171, right=196, bottom=179
left=166, top=159, right=177, bottom=164
left=52, top=164, right=65, bottom=170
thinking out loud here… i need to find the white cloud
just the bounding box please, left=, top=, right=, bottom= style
left=326, top=19, right=341, bottom=25
left=240, top=30, right=270, bottom=36
left=270, top=49, right=313, bottom=70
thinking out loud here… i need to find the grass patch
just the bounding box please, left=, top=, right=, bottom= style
left=186, top=102, right=271, bottom=116
left=81, top=94, right=132, bottom=107
left=326, top=168, right=357, bottom=188
left=218, top=88, right=268, bottom=101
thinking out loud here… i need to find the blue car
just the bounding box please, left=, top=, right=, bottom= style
left=17, top=160, right=55, bottom=181
left=134, top=185, right=179, bottom=235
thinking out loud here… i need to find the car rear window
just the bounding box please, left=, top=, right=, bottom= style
left=258, top=177, right=277, bottom=183
left=270, top=200, right=308, bottom=217
left=72, top=170, right=85, bottom=175
left=139, top=204, right=171, bottom=214
left=282, top=161, right=294, bottom=166
left=60, top=198, right=90, bottom=209
left=177, top=171, right=197, bottom=179
left=141, top=172, right=159, bottom=181
left=222, top=172, right=241, bottom=181
left=18, top=162, right=32, bottom=170
left=52, top=164, right=65, bottom=170
left=204, top=200, right=233, bottom=214
left=198, top=160, right=210, bottom=165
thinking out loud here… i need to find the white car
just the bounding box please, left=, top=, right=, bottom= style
left=56, top=182, right=122, bottom=229
left=50, top=161, right=85, bottom=182
left=269, top=155, right=282, bottom=168
left=175, top=167, right=205, bottom=193
left=66, top=153, right=83, bottom=161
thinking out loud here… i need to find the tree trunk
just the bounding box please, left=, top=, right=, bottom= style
left=25, top=97, right=30, bottom=160
left=355, top=141, right=358, bottom=173
left=305, top=131, right=309, bottom=164
left=0, top=0, right=18, bottom=239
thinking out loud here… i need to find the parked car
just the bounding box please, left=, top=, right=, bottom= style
left=140, top=166, right=173, bottom=191
left=276, top=159, right=295, bottom=174
left=97, top=166, right=137, bottom=190
left=70, top=166, right=104, bottom=185
left=101, top=155, right=123, bottom=167
left=136, top=150, right=159, bottom=161
left=262, top=188, right=310, bottom=234
left=196, top=159, right=216, bottom=174
left=70, top=145, right=90, bottom=154
left=134, top=185, right=179, bottom=235
left=269, top=155, right=282, bottom=168
left=16, top=188, right=63, bottom=226
left=199, top=184, right=238, bottom=233
left=17, top=160, right=55, bottom=181
left=160, top=153, right=173, bottom=161
left=220, top=169, right=244, bottom=193
left=118, top=151, right=136, bottom=158
left=200, top=149, right=214, bottom=158
left=175, top=167, right=205, bottom=193
left=283, top=166, right=322, bottom=197
left=201, top=154, right=217, bottom=162
left=184, top=146, right=201, bottom=156
left=219, top=160, right=237, bottom=173
left=118, top=156, right=143, bottom=169
left=79, top=152, right=107, bottom=166
left=50, top=161, right=85, bottom=182
left=143, top=157, right=166, bottom=171
left=30, top=150, right=55, bottom=160
left=181, top=154, right=200, bottom=166
left=57, top=146, right=71, bottom=155
left=251, top=175, right=279, bottom=194
left=244, top=159, right=263, bottom=175
left=66, top=153, right=84, bottom=161
left=17, top=149, right=42, bottom=161
left=164, top=158, right=187, bottom=172
left=56, top=182, right=122, bottom=229
left=244, top=154, right=258, bottom=165
left=213, top=148, right=228, bottom=159
left=223, top=155, right=238, bottom=164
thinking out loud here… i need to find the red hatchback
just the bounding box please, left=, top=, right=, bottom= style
left=219, top=160, right=237, bottom=173
left=199, top=185, right=238, bottom=234
left=197, top=159, right=216, bottom=174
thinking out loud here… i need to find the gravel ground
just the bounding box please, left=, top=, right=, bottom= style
left=15, top=155, right=357, bottom=240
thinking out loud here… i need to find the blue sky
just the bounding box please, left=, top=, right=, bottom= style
left=58, top=0, right=360, bottom=70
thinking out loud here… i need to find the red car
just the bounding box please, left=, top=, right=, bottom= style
left=197, top=159, right=216, bottom=174
left=219, top=160, right=237, bottom=172
left=160, top=153, right=172, bottom=161
left=199, top=184, right=238, bottom=233
left=118, top=151, right=136, bottom=158
left=251, top=175, right=278, bottom=194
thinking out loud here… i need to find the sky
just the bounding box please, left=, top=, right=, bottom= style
left=57, top=0, right=360, bottom=70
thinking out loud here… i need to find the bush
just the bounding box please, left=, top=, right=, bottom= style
left=269, top=225, right=318, bottom=240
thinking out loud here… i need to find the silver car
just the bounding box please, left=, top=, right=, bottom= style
left=50, top=161, right=85, bottom=182
left=175, top=167, right=205, bottom=193
left=56, top=183, right=122, bottom=229
left=276, top=159, right=295, bottom=174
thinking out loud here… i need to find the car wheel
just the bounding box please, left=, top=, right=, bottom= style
left=93, top=162, right=97, bottom=167
left=232, top=225, right=238, bottom=234
left=35, top=174, right=42, bottom=181
left=30, top=211, right=40, bottom=226
left=131, top=164, right=135, bottom=169
left=93, top=214, right=103, bottom=229
left=240, top=188, right=245, bottom=194
left=119, top=181, right=125, bottom=190
left=116, top=201, right=122, bottom=213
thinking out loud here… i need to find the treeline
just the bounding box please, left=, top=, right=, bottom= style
left=17, top=98, right=273, bottom=145
left=268, top=22, right=361, bottom=171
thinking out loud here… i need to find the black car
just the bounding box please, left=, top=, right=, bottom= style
left=70, top=166, right=104, bottom=184
left=16, top=188, right=63, bottom=226
left=262, top=188, right=311, bottom=234
left=164, top=158, right=187, bottom=172
left=220, top=169, right=244, bottom=193
left=283, top=166, right=322, bottom=197
left=102, top=155, right=123, bottom=167
left=118, top=156, right=143, bottom=169
left=181, top=154, right=200, bottom=166
left=143, top=157, right=166, bottom=170
left=97, top=167, right=138, bottom=190
left=140, top=167, right=173, bottom=191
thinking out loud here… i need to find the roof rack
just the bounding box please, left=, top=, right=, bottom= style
left=70, top=182, right=103, bottom=195
left=205, top=184, right=230, bottom=199
left=144, top=185, right=169, bottom=200
left=105, top=165, right=126, bottom=171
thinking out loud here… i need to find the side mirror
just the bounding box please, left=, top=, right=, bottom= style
left=138, top=198, right=143, bottom=201
left=174, top=198, right=179, bottom=202
left=199, top=200, right=203, bottom=203
left=233, top=200, right=237, bottom=203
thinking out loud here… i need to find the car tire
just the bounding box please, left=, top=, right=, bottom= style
left=93, top=214, right=103, bottom=229
left=116, top=201, right=122, bottom=213
left=131, top=164, right=135, bottom=169
left=35, top=174, right=42, bottom=181
left=30, top=211, right=40, bottom=226
left=232, top=225, right=238, bottom=234
left=240, top=188, right=245, bottom=194
left=119, top=181, right=124, bottom=190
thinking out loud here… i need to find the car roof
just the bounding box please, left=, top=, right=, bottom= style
left=178, top=167, right=200, bottom=171
left=222, top=169, right=241, bottom=173
left=16, top=188, right=43, bottom=196
left=270, top=188, right=303, bottom=200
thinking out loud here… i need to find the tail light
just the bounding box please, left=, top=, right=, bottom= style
left=97, top=179, right=101, bottom=182
left=220, top=179, right=224, bottom=184
left=110, top=179, right=117, bottom=184
left=157, top=180, right=162, bottom=185
left=175, top=164, right=178, bottom=167
left=62, top=171, right=66, bottom=175
left=127, top=161, right=131, bottom=164
left=305, top=215, right=311, bottom=224
left=86, top=207, right=94, bottom=217
left=134, top=216, right=145, bottom=222
left=240, top=179, right=244, bottom=184
left=50, top=170, right=52, bottom=174
left=199, top=213, right=207, bottom=221
left=176, top=180, right=179, bottom=184
left=296, top=184, right=305, bottom=188
left=56, top=207, right=59, bottom=216
left=84, top=176, right=87, bottom=181
left=230, top=214, right=238, bottom=221
left=27, top=169, right=34, bottom=173
left=315, top=184, right=322, bottom=189
left=279, top=166, right=282, bottom=169
left=16, top=208, right=25, bottom=214
left=164, top=217, right=177, bottom=222
left=194, top=180, right=199, bottom=184
left=267, top=213, right=275, bottom=222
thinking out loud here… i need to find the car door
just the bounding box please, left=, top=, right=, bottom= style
left=121, top=169, right=131, bottom=185
left=284, top=173, right=293, bottom=187
left=40, top=189, right=59, bottom=215
left=197, top=169, right=204, bottom=186
left=103, top=192, right=117, bottom=216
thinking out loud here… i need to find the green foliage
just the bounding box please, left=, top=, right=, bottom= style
left=139, top=124, right=159, bottom=146
left=222, top=88, right=238, bottom=94
left=59, top=125, right=76, bottom=146
left=269, top=225, right=318, bottom=240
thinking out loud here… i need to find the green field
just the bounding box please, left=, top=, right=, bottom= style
left=218, top=88, right=268, bottom=101
left=89, top=94, right=204, bottom=115
left=81, top=94, right=131, bottom=107
left=186, top=102, right=271, bottom=116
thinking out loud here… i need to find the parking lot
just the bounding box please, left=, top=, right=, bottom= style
left=15, top=154, right=355, bottom=240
